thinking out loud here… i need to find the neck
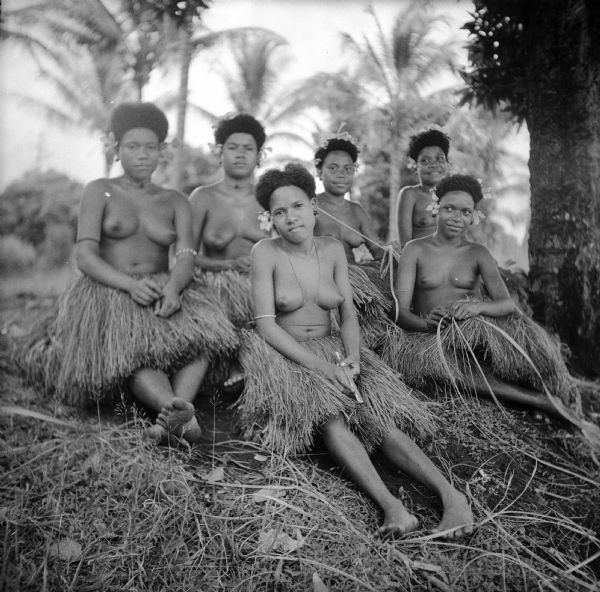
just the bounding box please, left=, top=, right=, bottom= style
left=320, top=190, right=347, bottom=204
left=278, top=236, right=315, bottom=256
left=432, top=230, right=464, bottom=247
left=223, top=174, right=254, bottom=192
left=123, top=173, right=151, bottom=188
left=418, top=180, right=436, bottom=191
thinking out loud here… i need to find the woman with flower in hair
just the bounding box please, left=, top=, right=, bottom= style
left=383, top=174, right=596, bottom=436
left=397, top=128, right=450, bottom=248
left=189, top=113, right=270, bottom=387
left=236, top=162, right=474, bottom=539
left=22, top=102, right=237, bottom=443
left=313, top=132, right=393, bottom=346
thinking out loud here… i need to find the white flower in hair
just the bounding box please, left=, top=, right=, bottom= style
left=472, top=209, right=486, bottom=225
left=258, top=211, right=272, bottom=232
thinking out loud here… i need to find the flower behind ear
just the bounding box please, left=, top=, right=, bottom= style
left=258, top=210, right=272, bottom=232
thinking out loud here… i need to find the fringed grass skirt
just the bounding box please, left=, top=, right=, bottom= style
left=235, top=330, right=435, bottom=455
left=193, top=269, right=252, bottom=327
left=21, top=274, right=239, bottom=406
left=378, top=314, right=581, bottom=412
left=347, top=264, right=394, bottom=348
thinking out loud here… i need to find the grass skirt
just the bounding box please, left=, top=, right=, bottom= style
left=347, top=264, right=394, bottom=348
left=378, top=314, right=581, bottom=412
left=194, top=268, right=252, bottom=327
left=20, top=274, right=239, bottom=406
left=235, top=330, right=435, bottom=455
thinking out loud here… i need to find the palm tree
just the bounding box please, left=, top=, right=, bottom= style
left=184, top=29, right=315, bottom=163
left=338, top=2, right=461, bottom=242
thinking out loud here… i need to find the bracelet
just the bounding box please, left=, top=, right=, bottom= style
left=76, top=237, right=100, bottom=243
left=175, top=248, right=198, bottom=258
left=253, top=314, right=276, bottom=320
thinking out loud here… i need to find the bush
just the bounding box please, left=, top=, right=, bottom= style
left=0, top=170, right=83, bottom=246
left=38, top=223, right=75, bottom=269
left=0, top=234, right=37, bottom=273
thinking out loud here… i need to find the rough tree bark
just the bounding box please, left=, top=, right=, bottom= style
left=525, top=0, right=600, bottom=375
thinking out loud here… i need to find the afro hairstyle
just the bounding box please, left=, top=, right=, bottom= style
left=435, top=174, right=484, bottom=204
left=255, top=163, right=316, bottom=211
left=109, top=102, right=169, bottom=144
left=408, top=128, right=450, bottom=162
left=214, top=113, right=266, bottom=149
left=314, top=137, right=359, bottom=170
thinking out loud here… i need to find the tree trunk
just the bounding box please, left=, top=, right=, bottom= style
left=387, top=138, right=402, bottom=244
left=526, top=0, right=600, bottom=376
left=173, top=24, right=193, bottom=192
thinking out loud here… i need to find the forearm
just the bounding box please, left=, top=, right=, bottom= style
left=396, top=307, right=429, bottom=332
left=339, top=315, right=361, bottom=359
left=165, top=257, right=193, bottom=293
left=477, top=298, right=518, bottom=318
left=76, top=249, right=134, bottom=293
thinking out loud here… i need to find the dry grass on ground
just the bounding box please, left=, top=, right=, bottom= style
left=1, top=286, right=599, bottom=591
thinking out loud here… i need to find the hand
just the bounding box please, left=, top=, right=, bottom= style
left=319, top=362, right=357, bottom=396
left=448, top=299, right=482, bottom=321
left=232, top=255, right=251, bottom=273
left=128, top=277, right=163, bottom=306
left=154, top=285, right=181, bottom=318
left=336, top=352, right=360, bottom=379
left=424, top=306, right=451, bottom=332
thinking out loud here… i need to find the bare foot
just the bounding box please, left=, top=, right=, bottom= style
left=432, top=492, right=474, bottom=540
left=156, top=398, right=202, bottom=444
left=377, top=499, right=420, bottom=539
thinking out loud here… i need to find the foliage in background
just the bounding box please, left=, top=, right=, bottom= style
left=0, top=171, right=82, bottom=270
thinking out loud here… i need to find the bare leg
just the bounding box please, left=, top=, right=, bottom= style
left=321, top=414, right=419, bottom=536
left=468, top=374, right=559, bottom=417
left=172, top=356, right=210, bottom=401
left=128, top=368, right=202, bottom=444
left=379, top=429, right=474, bottom=539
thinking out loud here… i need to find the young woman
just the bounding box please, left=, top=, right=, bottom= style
left=313, top=133, right=392, bottom=345
left=385, top=174, right=591, bottom=427
left=235, top=163, right=474, bottom=539
left=24, top=102, right=237, bottom=443
left=189, top=113, right=270, bottom=387
left=397, top=128, right=450, bottom=248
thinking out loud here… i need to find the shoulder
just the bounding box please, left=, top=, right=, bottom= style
left=468, top=241, right=496, bottom=262
left=404, top=235, right=429, bottom=253
left=316, top=235, right=345, bottom=257
left=81, top=178, right=112, bottom=204
left=347, top=199, right=369, bottom=217
left=189, top=182, right=219, bottom=207
left=251, top=237, right=278, bottom=256
left=398, top=185, right=419, bottom=200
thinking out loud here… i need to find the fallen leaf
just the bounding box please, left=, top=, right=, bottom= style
left=251, top=487, right=286, bottom=503
left=48, top=538, right=82, bottom=562
left=253, top=454, right=269, bottom=462
left=206, top=466, right=225, bottom=483
left=257, top=528, right=305, bottom=554
left=312, top=571, right=330, bottom=592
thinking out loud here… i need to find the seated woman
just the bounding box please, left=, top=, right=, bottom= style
left=235, top=163, right=473, bottom=538
left=383, top=174, right=596, bottom=437
left=22, top=102, right=238, bottom=443
left=313, top=132, right=392, bottom=345
left=189, top=113, right=270, bottom=388
left=397, top=128, right=450, bottom=248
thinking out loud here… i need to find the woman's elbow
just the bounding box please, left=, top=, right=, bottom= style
left=74, top=245, right=92, bottom=274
